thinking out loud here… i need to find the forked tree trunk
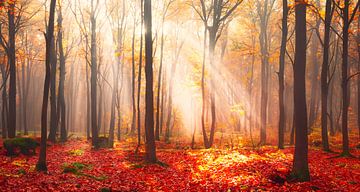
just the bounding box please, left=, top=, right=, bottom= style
left=37, top=0, right=56, bottom=172
left=320, top=0, right=333, bottom=152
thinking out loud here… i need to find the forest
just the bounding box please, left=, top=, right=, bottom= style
left=0, top=0, right=359, bottom=191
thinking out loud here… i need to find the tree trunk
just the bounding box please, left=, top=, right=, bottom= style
left=155, top=16, right=165, bottom=141
left=201, top=26, right=210, bottom=148
left=208, top=28, right=216, bottom=148
left=36, top=0, right=56, bottom=172
left=1, top=64, right=8, bottom=138
left=131, top=18, right=136, bottom=134
left=144, top=0, right=157, bottom=163
left=258, top=0, right=270, bottom=145
left=7, top=2, right=16, bottom=138
left=320, top=0, right=332, bottom=152
left=341, top=0, right=350, bottom=156
left=291, top=0, right=309, bottom=181
left=48, top=36, right=57, bottom=143
left=278, top=0, right=288, bottom=149
left=357, top=8, right=360, bottom=140
left=308, top=0, right=321, bottom=131
left=57, top=5, right=67, bottom=142
left=90, top=0, right=99, bottom=148
left=137, top=0, right=144, bottom=146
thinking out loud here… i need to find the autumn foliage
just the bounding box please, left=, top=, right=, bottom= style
left=0, top=136, right=359, bottom=191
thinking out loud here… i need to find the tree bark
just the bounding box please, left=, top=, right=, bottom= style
left=131, top=17, right=136, bottom=134
left=320, top=0, right=332, bottom=152
left=291, top=0, right=310, bottom=181
left=340, top=0, right=350, bottom=156
left=37, top=0, right=56, bottom=172
left=90, top=0, right=99, bottom=148
left=57, top=4, right=67, bottom=142
left=7, top=2, right=16, bottom=138
left=144, top=0, right=157, bottom=163
left=278, top=0, right=288, bottom=149
left=48, top=36, right=57, bottom=143
left=155, top=15, right=165, bottom=141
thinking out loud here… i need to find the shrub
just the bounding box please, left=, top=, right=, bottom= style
left=3, top=138, right=39, bottom=156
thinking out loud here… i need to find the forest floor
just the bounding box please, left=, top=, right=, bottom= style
left=0, top=134, right=359, bottom=192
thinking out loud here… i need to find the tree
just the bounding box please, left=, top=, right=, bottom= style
left=192, top=0, right=242, bottom=149
left=107, top=0, right=126, bottom=147
left=165, top=24, right=184, bottom=142
left=320, top=0, right=334, bottom=152
left=90, top=0, right=99, bottom=148
left=291, top=0, right=310, bottom=181
left=308, top=0, right=321, bottom=131
left=57, top=0, right=67, bottom=142
left=36, top=0, right=56, bottom=172
left=144, top=0, right=156, bottom=163
left=48, top=15, right=57, bottom=143
left=155, top=0, right=174, bottom=141
left=338, top=0, right=359, bottom=156
left=137, top=0, right=144, bottom=146
left=130, top=1, right=138, bottom=134
left=278, top=0, right=288, bottom=149
left=256, top=0, right=275, bottom=145
left=7, top=1, right=16, bottom=138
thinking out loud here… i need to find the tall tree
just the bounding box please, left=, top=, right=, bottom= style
left=48, top=25, right=57, bottom=143
left=137, top=0, right=144, bottom=147
left=130, top=2, right=137, bottom=134
left=192, top=0, right=242, bottom=149
left=155, top=0, right=173, bottom=141
left=320, top=0, right=334, bottom=152
left=308, top=0, right=321, bottom=131
left=37, top=0, right=57, bottom=172
left=90, top=0, right=99, bottom=148
left=278, top=0, right=288, bottom=149
left=291, top=0, right=310, bottom=181
left=108, top=0, right=126, bottom=148
left=256, top=0, right=275, bottom=144
left=57, top=0, right=67, bottom=142
left=7, top=1, right=16, bottom=138
left=338, top=0, right=359, bottom=156
left=144, top=0, right=157, bottom=163
left=165, top=26, right=184, bottom=142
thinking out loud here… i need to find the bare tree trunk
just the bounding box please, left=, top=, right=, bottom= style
left=208, top=27, right=216, bottom=148
left=308, top=0, right=321, bottom=131
left=258, top=0, right=270, bottom=145
left=278, top=0, right=288, bottom=149
left=201, top=26, right=209, bottom=148
left=57, top=4, right=67, bottom=142
left=131, top=18, right=136, bottom=134
left=320, top=0, right=333, bottom=152
left=340, top=0, right=351, bottom=156
left=137, top=0, right=144, bottom=146
left=144, top=0, right=157, bottom=163
left=0, top=64, right=8, bottom=138
left=90, top=0, right=99, bottom=148
left=155, top=16, right=165, bottom=141
left=7, top=2, right=16, bottom=138
left=48, top=36, right=57, bottom=143
left=291, top=0, right=309, bottom=181
left=37, top=0, right=56, bottom=172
